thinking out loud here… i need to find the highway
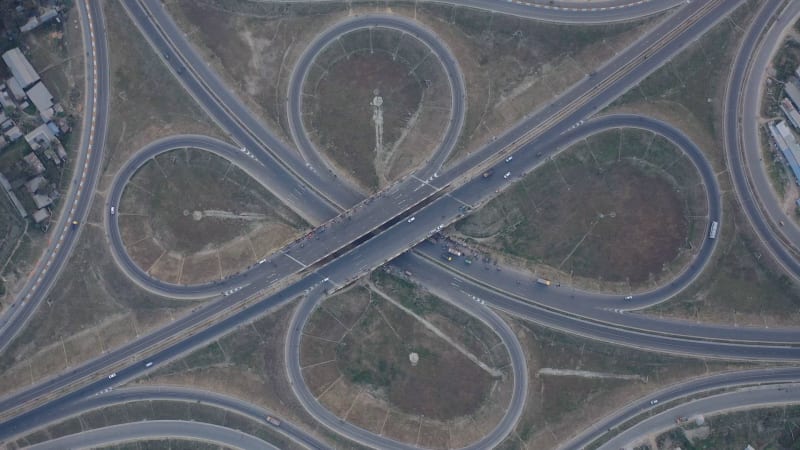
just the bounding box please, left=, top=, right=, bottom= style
left=725, top=0, right=800, bottom=279
left=560, top=367, right=800, bottom=449
left=26, top=420, right=279, bottom=450
left=287, top=14, right=466, bottom=180
left=6, top=0, right=800, bottom=448
left=124, top=0, right=363, bottom=212
left=12, top=386, right=328, bottom=450
left=0, top=0, right=110, bottom=353
left=284, top=281, right=527, bottom=450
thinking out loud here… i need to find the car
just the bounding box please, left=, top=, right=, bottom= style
left=625, top=295, right=633, bottom=300
left=145, top=362, right=154, bottom=368
left=503, top=172, right=511, bottom=179
left=71, top=220, right=79, bottom=228
left=110, top=206, right=115, bottom=215
left=649, top=399, right=659, bottom=405
left=407, top=217, right=416, bottom=223
left=257, top=258, right=267, bottom=264
left=505, top=156, right=513, bottom=163
left=108, top=373, right=117, bottom=379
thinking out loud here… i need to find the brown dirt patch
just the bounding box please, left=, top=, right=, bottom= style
left=306, top=36, right=426, bottom=191
left=417, top=420, right=450, bottom=450
left=456, top=128, right=698, bottom=285
left=382, top=410, right=421, bottom=443
left=346, top=392, right=388, bottom=433
left=302, top=361, right=341, bottom=398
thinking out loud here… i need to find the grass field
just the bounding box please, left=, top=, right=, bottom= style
left=9, top=399, right=301, bottom=450
left=455, top=128, right=701, bottom=287
left=118, top=147, right=306, bottom=282
left=299, top=275, right=511, bottom=447
left=655, top=405, right=800, bottom=449
left=304, top=28, right=450, bottom=191
left=495, top=317, right=756, bottom=450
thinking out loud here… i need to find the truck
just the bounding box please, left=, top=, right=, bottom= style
left=708, top=220, right=719, bottom=239
left=482, top=168, right=495, bottom=178
left=447, top=247, right=463, bottom=257
left=536, top=278, right=551, bottom=286
left=265, top=416, right=281, bottom=427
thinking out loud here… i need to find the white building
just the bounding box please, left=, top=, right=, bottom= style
left=1, top=48, right=40, bottom=89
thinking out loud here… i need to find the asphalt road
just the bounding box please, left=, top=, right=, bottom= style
left=26, top=420, right=279, bottom=450
left=560, top=367, right=800, bottom=449
left=6, top=1, right=798, bottom=449
left=124, top=0, right=363, bottom=212
left=287, top=14, right=466, bottom=180
left=0, top=0, right=110, bottom=353
left=0, top=0, right=755, bottom=435
left=284, top=280, right=528, bottom=450
left=725, top=0, right=800, bottom=279
left=16, top=385, right=328, bottom=450
left=601, top=384, right=800, bottom=450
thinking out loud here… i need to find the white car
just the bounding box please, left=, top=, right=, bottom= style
left=110, top=206, right=116, bottom=215
left=503, top=172, right=511, bottom=179
left=505, top=156, right=513, bottom=163
left=625, top=295, right=633, bottom=301
left=650, top=399, right=659, bottom=405
left=145, top=362, right=154, bottom=368
left=407, top=217, right=416, bottom=223
left=108, top=373, right=117, bottom=379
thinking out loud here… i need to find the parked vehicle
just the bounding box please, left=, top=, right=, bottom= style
left=482, top=169, right=495, bottom=178
left=447, top=247, right=463, bottom=257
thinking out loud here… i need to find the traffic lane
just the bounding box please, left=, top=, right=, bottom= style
left=393, top=252, right=800, bottom=360
left=0, top=0, right=110, bottom=349
left=287, top=14, right=465, bottom=178
left=131, top=0, right=364, bottom=210
left=563, top=366, right=800, bottom=449
left=286, top=264, right=528, bottom=449
left=724, top=0, right=800, bottom=277
left=412, top=242, right=800, bottom=344
left=26, top=420, right=278, bottom=450
left=740, top=2, right=800, bottom=259
left=437, top=0, right=744, bottom=194
left=41, top=387, right=327, bottom=450
left=600, top=385, right=800, bottom=450
left=0, top=273, right=316, bottom=437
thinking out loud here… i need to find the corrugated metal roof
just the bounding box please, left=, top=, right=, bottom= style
left=1, top=48, right=39, bottom=89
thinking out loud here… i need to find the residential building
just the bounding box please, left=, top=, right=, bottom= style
left=5, top=77, right=25, bottom=101
left=26, top=81, right=53, bottom=118
left=0, top=173, right=27, bottom=218
left=0, top=90, right=14, bottom=109
left=768, top=120, right=800, bottom=186
left=24, top=122, right=56, bottom=152
left=786, top=77, right=800, bottom=111
left=32, top=193, right=52, bottom=209
left=23, top=152, right=45, bottom=175
left=4, top=126, right=22, bottom=142
left=25, top=175, right=45, bottom=193
left=31, top=208, right=49, bottom=223
left=781, top=98, right=800, bottom=130
left=1, top=48, right=40, bottom=89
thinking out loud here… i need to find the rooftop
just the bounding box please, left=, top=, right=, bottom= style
left=1, top=48, right=40, bottom=89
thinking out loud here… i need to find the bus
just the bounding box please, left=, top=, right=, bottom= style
left=708, top=221, right=719, bottom=239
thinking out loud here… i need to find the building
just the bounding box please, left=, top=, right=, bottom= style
left=4, top=126, right=22, bottom=142
left=768, top=120, right=800, bottom=185
left=0, top=173, right=27, bottom=218
left=31, top=208, right=49, bottom=223
left=32, top=193, right=52, bottom=209
left=1, top=48, right=40, bottom=89
left=26, top=81, right=53, bottom=119
left=20, top=8, right=59, bottom=33
left=0, top=90, right=14, bottom=109
left=781, top=98, right=800, bottom=130
left=24, top=122, right=56, bottom=151
left=23, top=152, right=45, bottom=175
left=786, top=77, right=800, bottom=110
left=5, top=77, right=25, bottom=101
left=25, top=175, right=45, bottom=193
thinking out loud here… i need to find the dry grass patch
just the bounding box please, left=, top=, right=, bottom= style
left=455, top=128, right=701, bottom=289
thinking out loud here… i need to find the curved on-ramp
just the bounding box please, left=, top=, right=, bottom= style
left=285, top=283, right=527, bottom=450
left=287, top=14, right=466, bottom=181
left=7, top=385, right=327, bottom=450
left=26, top=420, right=278, bottom=450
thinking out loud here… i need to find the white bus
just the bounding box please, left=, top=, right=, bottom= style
left=708, top=221, right=719, bottom=239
